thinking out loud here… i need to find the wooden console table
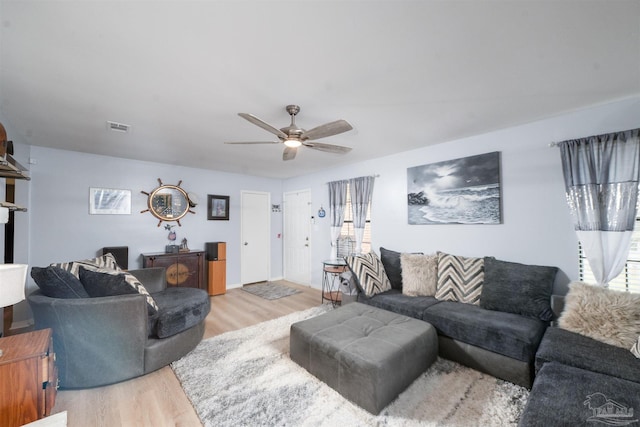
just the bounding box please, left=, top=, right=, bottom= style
left=142, top=250, right=206, bottom=290
left=0, top=328, right=58, bottom=427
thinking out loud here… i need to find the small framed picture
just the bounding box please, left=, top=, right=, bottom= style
left=208, top=195, right=229, bottom=220
left=89, top=187, right=131, bottom=215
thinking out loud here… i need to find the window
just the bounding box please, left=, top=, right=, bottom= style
left=340, top=183, right=372, bottom=254
left=579, top=218, right=640, bottom=293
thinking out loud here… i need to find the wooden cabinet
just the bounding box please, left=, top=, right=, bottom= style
left=142, top=251, right=205, bottom=290
left=0, top=328, right=57, bottom=427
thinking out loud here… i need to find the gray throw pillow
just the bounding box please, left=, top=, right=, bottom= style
left=80, top=266, right=138, bottom=297
left=79, top=267, right=158, bottom=314
left=480, top=257, right=558, bottom=321
left=380, top=247, right=403, bottom=290
left=31, top=266, right=90, bottom=298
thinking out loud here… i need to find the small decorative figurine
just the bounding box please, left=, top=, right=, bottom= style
left=164, top=224, right=179, bottom=253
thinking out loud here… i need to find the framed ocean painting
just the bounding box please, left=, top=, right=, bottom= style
left=407, top=152, right=502, bottom=224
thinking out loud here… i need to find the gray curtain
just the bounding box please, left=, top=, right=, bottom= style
left=328, top=180, right=348, bottom=259
left=559, top=128, right=640, bottom=286
left=349, top=175, right=375, bottom=254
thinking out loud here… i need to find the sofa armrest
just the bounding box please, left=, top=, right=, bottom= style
left=129, top=267, right=166, bottom=293
left=27, top=290, right=148, bottom=388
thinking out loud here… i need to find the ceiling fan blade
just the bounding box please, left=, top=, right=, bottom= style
left=301, top=119, right=353, bottom=141
left=238, top=113, right=288, bottom=139
left=283, top=146, right=297, bottom=161
left=224, top=141, right=280, bottom=145
left=303, top=142, right=352, bottom=154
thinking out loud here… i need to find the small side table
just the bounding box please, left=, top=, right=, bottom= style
left=0, top=328, right=58, bottom=427
left=322, top=259, right=348, bottom=306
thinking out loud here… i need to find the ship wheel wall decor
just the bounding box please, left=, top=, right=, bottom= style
left=141, top=179, right=195, bottom=226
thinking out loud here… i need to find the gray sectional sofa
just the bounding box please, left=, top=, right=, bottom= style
left=348, top=248, right=557, bottom=388
left=518, top=295, right=640, bottom=426
left=343, top=248, right=640, bottom=424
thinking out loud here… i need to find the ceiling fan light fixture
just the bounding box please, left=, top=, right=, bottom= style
left=284, top=138, right=302, bottom=148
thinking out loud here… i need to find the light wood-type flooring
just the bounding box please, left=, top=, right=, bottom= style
left=51, top=281, right=322, bottom=427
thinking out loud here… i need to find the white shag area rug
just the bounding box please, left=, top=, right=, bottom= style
left=171, top=305, right=529, bottom=427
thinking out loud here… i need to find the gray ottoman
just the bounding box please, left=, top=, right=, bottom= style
left=290, top=302, right=437, bottom=414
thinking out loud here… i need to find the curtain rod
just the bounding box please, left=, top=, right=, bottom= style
left=326, top=174, right=380, bottom=185
left=548, top=128, right=640, bottom=148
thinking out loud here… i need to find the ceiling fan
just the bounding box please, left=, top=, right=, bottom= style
left=225, top=105, right=353, bottom=161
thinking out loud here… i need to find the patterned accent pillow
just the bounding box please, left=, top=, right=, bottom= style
left=345, top=252, right=392, bottom=297
left=80, top=266, right=159, bottom=314
left=51, top=253, right=120, bottom=278
left=400, top=253, right=438, bottom=297
left=633, top=336, right=640, bottom=359
left=435, top=252, right=484, bottom=305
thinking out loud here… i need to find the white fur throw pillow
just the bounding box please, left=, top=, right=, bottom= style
left=632, top=336, right=640, bottom=358
left=401, top=253, right=437, bottom=297
left=558, top=282, right=640, bottom=350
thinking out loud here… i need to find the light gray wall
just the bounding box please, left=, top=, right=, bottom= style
left=11, top=146, right=283, bottom=323
left=283, top=96, right=640, bottom=295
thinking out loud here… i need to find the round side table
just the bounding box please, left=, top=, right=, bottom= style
left=322, top=259, right=348, bottom=306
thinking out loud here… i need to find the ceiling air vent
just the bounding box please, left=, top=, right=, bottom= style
left=106, top=121, right=131, bottom=133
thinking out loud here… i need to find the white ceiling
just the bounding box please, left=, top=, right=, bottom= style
left=1, top=1, right=639, bottom=179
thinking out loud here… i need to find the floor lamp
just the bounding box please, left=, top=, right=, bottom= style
left=0, top=264, right=27, bottom=353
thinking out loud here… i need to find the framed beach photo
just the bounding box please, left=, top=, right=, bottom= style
left=89, top=187, right=131, bottom=215
left=207, top=195, right=230, bottom=220
left=407, top=152, right=502, bottom=225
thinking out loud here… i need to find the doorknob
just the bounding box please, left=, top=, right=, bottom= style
left=244, top=242, right=248, bottom=246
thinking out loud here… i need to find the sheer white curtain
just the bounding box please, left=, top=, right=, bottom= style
left=328, top=180, right=348, bottom=259
left=349, top=176, right=375, bottom=255
left=558, top=128, right=640, bottom=287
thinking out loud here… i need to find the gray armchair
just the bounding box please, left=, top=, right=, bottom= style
left=27, top=267, right=209, bottom=389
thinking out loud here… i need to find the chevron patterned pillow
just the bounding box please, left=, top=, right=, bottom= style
left=435, top=252, right=484, bottom=305
left=51, top=253, right=120, bottom=278
left=345, top=252, right=392, bottom=297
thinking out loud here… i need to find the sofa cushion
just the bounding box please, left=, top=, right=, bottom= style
left=358, top=289, right=440, bottom=320
left=31, top=266, right=90, bottom=298
left=480, top=257, right=558, bottom=321
left=151, top=287, right=210, bottom=339
left=79, top=267, right=158, bottom=314
left=379, top=247, right=404, bottom=290
left=535, top=326, right=640, bottom=384
left=422, top=300, right=547, bottom=362
left=400, top=253, right=437, bottom=297
left=558, top=282, right=640, bottom=350
left=520, top=362, right=640, bottom=427
left=345, top=252, right=392, bottom=297
left=435, top=252, right=484, bottom=305
left=51, top=253, right=120, bottom=277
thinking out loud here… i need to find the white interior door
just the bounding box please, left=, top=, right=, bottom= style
left=283, top=189, right=311, bottom=285
left=241, top=191, right=270, bottom=284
